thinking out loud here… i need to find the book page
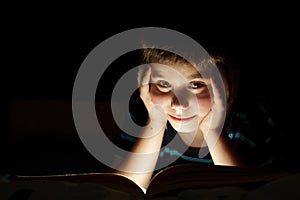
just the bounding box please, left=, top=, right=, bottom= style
left=14, top=172, right=146, bottom=198
left=147, top=163, right=291, bottom=198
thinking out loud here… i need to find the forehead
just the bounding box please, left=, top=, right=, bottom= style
left=150, top=63, right=202, bottom=79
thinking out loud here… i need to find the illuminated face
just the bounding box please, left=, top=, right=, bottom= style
left=149, top=63, right=212, bottom=133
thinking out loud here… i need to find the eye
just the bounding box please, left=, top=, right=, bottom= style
left=155, top=80, right=172, bottom=92
left=157, top=80, right=171, bottom=88
left=188, top=81, right=205, bottom=89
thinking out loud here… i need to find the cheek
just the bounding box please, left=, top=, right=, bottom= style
left=196, top=96, right=212, bottom=116
left=151, top=93, right=169, bottom=106
left=150, top=88, right=171, bottom=107
left=151, top=95, right=169, bottom=105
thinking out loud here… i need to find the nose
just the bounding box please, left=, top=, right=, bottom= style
left=171, top=91, right=189, bottom=111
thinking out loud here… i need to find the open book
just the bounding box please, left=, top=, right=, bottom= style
left=13, top=163, right=291, bottom=199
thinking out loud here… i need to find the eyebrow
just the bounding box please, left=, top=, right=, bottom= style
left=151, top=71, right=165, bottom=79
left=151, top=71, right=203, bottom=80
left=188, top=73, right=202, bottom=79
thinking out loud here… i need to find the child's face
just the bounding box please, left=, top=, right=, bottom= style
left=149, top=63, right=212, bottom=133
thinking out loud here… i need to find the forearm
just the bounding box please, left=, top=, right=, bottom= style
left=205, top=131, right=246, bottom=167
left=115, top=122, right=166, bottom=189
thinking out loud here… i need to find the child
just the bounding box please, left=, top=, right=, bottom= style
left=115, top=44, right=246, bottom=189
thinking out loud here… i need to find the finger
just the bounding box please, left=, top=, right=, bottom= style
left=140, top=67, right=151, bottom=101
left=210, top=74, right=226, bottom=109
left=141, top=66, right=151, bottom=86
left=208, top=75, right=227, bottom=131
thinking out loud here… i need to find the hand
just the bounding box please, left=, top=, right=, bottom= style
left=139, top=67, right=167, bottom=127
left=199, top=72, right=227, bottom=139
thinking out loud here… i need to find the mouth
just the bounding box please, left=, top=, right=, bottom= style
left=168, top=114, right=196, bottom=123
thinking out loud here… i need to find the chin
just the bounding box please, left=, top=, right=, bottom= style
left=169, top=120, right=199, bottom=133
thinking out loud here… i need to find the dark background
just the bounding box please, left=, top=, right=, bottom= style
left=1, top=3, right=299, bottom=175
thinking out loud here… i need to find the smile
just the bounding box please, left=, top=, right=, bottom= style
left=169, top=115, right=196, bottom=123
